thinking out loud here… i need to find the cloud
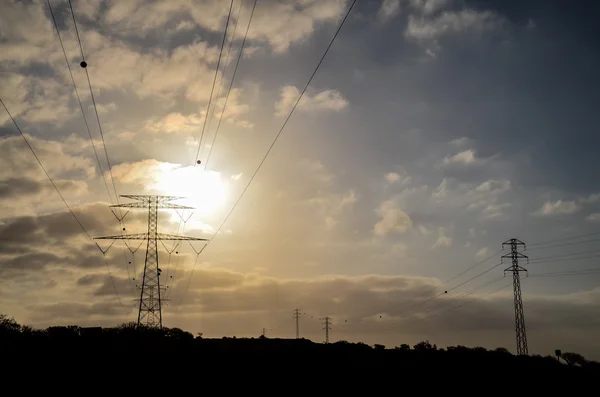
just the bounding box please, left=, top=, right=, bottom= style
left=378, top=0, right=401, bottom=23
left=433, top=227, right=452, bottom=248
left=409, top=0, right=451, bottom=15
left=210, top=88, right=253, bottom=128
left=299, top=159, right=335, bottom=184
left=145, top=112, right=204, bottom=135
left=475, top=247, right=490, bottom=258
left=325, top=216, right=338, bottom=230
left=405, top=8, right=503, bottom=40
left=110, top=159, right=179, bottom=186
left=385, top=171, right=411, bottom=185
left=443, top=149, right=479, bottom=166
left=450, top=136, right=472, bottom=148
left=97, top=0, right=348, bottom=53
left=581, top=193, right=600, bottom=204
left=374, top=198, right=413, bottom=236
left=532, top=200, right=581, bottom=217
left=275, top=86, right=348, bottom=117
left=586, top=213, right=600, bottom=222
left=308, top=190, right=357, bottom=216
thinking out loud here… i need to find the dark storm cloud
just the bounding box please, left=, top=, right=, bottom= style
left=0, top=178, right=41, bottom=198
left=93, top=275, right=135, bottom=297
left=0, top=252, right=63, bottom=276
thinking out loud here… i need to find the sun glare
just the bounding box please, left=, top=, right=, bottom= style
left=151, top=165, right=228, bottom=217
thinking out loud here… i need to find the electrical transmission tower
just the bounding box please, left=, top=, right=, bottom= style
left=95, top=195, right=207, bottom=328
left=321, top=316, right=331, bottom=344
left=262, top=328, right=266, bottom=337
left=501, top=238, right=529, bottom=355
left=293, top=309, right=301, bottom=339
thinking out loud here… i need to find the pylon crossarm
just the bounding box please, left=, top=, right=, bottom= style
left=125, top=239, right=145, bottom=254
left=95, top=239, right=116, bottom=255
left=110, top=208, right=130, bottom=222
left=120, top=194, right=185, bottom=202
left=187, top=241, right=207, bottom=255
left=160, top=239, right=180, bottom=254
left=176, top=209, right=194, bottom=223
left=95, top=233, right=149, bottom=240
left=155, top=233, right=208, bottom=241
left=110, top=202, right=194, bottom=210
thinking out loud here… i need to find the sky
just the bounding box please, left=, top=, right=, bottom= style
left=1, top=0, right=600, bottom=359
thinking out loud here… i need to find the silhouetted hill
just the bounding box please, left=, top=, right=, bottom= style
left=2, top=315, right=598, bottom=380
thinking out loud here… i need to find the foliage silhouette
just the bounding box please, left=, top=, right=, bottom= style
left=1, top=313, right=598, bottom=377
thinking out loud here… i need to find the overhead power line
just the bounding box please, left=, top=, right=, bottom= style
left=194, top=0, right=235, bottom=165
left=528, top=268, right=600, bottom=278
left=528, top=248, right=600, bottom=262
left=68, top=0, right=121, bottom=210
left=67, top=0, right=138, bottom=295
left=204, top=0, right=258, bottom=171
left=528, top=230, right=600, bottom=247
left=526, top=237, right=600, bottom=251
left=46, top=0, right=114, bottom=205
left=0, top=98, right=123, bottom=307
left=530, top=254, right=600, bottom=265
left=202, top=0, right=245, bottom=156
left=442, top=248, right=502, bottom=285
left=178, top=0, right=358, bottom=304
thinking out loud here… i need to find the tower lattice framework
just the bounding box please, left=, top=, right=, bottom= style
left=501, top=238, right=529, bottom=355
left=95, top=195, right=207, bottom=328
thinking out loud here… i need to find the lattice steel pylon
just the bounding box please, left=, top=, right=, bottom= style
left=95, top=195, right=207, bottom=328
left=321, top=316, right=331, bottom=344
left=293, top=309, right=301, bottom=339
left=501, top=238, right=529, bottom=355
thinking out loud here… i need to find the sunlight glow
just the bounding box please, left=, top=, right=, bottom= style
left=150, top=165, right=228, bottom=217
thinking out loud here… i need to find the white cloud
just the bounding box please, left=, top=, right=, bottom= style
left=475, top=179, right=511, bottom=195
left=231, top=173, right=243, bottom=181
left=533, top=200, right=581, bottom=217
left=374, top=199, right=413, bottom=236
left=210, top=88, right=253, bottom=128
left=586, top=213, right=600, bottom=222
left=581, top=193, right=600, bottom=204
left=145, top=112, right=204, bottom=134
left=275, top=86, right=348, bottom=117
left=481, top=203, right=511, bottom=219
left=378, top=0, right=401, bottom=22
left=450, top=136, right=472, bottom=147
left=405, top=9, right=503, bottom=40
left=443, top=149, right=478, bottom=165
left=434, top=235, right=452, bottom=248
left=100, top=0, right=348, bottom=54
left=410, top=0, right=451, bottom=15
left=432, top=178, right=448, bottom=199
left=418, top=225, right=432, bottom=236
left=385, top=171, right=412, bottom=185
left=385, top=172, right=401, bottom=184
left=475, top=247, right=489, bottom=258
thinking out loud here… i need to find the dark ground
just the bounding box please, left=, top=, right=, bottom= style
left=1, top=316, right=598, bottom=387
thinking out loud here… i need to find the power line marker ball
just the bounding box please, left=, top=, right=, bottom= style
left=80, top=61, right=87, bottom=68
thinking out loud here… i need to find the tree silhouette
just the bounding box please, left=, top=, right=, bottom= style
left=562, top=352, right=587, bottom=366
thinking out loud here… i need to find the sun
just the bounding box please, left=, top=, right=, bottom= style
left=150, top=164, right=228, bottom=217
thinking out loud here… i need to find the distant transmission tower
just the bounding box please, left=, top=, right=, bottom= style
left=321, top=316, right=331, bottom=344
left=501, top=238, right=529, bottom=355
left=95, top=195, right=207, bottom=328
left=293, top=309, right=301, bottom=338
left=262, top=328, right=266, bottom=337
